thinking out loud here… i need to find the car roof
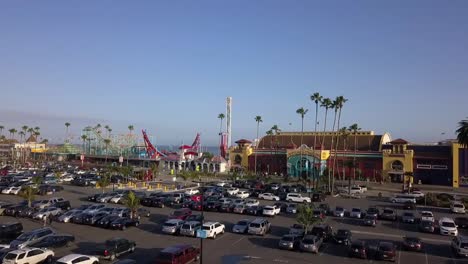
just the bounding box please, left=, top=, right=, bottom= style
left=458, top=235, right=468, bottom=242
left=203, top=221, right=219, bottom=226
left=161, top=244, right=192, bottom=254
left=421, top=211, right=433, bottom=214
left=166, top=219, right=184, bottom=223
left=439, top=217, right=455, bottom=222
left=58, top=254, right=92, bottom=261
left=184, top=221, right=200, bottom=225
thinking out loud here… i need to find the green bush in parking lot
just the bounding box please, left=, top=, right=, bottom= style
left=296, top=204, right=320, bottom=234
left=124, top=191, right=140, bottom=219
left=20, top=186, right=35, bottom=207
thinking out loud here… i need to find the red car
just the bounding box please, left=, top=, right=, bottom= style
left=155, top=244, right=200, bottom=264
left=168, top=208, right=192, bottom=220
left=376, top=241, right=397, bottom=262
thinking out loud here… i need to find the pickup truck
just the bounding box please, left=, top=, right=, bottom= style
left=349, top=186, right=367, bottom=194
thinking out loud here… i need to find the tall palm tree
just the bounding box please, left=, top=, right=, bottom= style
left=65, top=122, right=71, bottom=143
left=34, top=126, right=40, bottom=133
left=271, top=124, right=281, bottom=148
left=327, top=99, right=339, bottom=193
left=104, top=138, right=111, bottom=164
left=296, top=107, right=309, bottom=180
left=104, top=125, right=110, bottom=138
left=0, top=125, right=4, bottom=136
left=81, top=135, right=88, bottom=153
left=21, top=126, right=28, bottom=138
left=19, top=131, right=25, bottom=142
left=128, top=125, right=134, bottom=135
left=20, top=186, right=35, bottom=208
left=331, top=96, right=348, bottom=191
left=27, top=127, right=35, bottom=137
left=218, top=113, right=225, bottom=155
left=457, top=118, right=468, bottom=147
left=349, top=123, right=361, bottom=183
left=9, top=128, right=17, bottom=140
left=320, top=98, right=333, bottom=147
left=265, top=129, right=274, bottom=174
left=254, top=116, right=263, bottom=175
left=310, top=92, right=323, bottom=186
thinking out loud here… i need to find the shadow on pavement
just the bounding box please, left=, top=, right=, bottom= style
left=248, top=237, right=278, bottom=249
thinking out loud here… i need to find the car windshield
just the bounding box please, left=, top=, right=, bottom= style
left=250, top=223, right=260, bottom=228
left=379, top=244, right=393, bottom=251
left=404, top=213, right=414, bottom=217
left=336, top=207, right=344, bottom=211
left=164, top=223, right=176, bottom=227
left=105, top=240, right=118, bottom=247
left=202, top=226, right=211, bottom=230
left=421, top=212, right=432, bottom=217
left=282, top=236, right=294, bottom=242
left=383, top=210, right=393, bottom=214
left=461, top=243, right=468, bottom=249
left=368, top=208, right=378, bottom=213
left=337, top=230, right=349, bottom=236
left=352, top=208, right=360, bottom=212
left=454, top=204, right=464, bottom=208
left=352, top=243, right=364, bottom=249
left=421, top=221, right=433, bottom=226
left=442, top=222, right=456, bottom=228
left=16, top=232, right=32, bottom=240
left=237, top=221, right=249, bottom=226
left=181, top=224, right=191, bottom=229
left=302, top=238, right=315, bottom=244
left=365, top=215, right=375, bottom=219
left=158, top=252, right=173, bottom=260
left=405, top=237, right=420, bottom=243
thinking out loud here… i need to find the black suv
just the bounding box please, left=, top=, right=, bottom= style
left=52, top=200, right=71, bottom=211
left=333, top=229, right=352, bottom=245
left=0, top=222, right=23, bottom=242
left=310, top=224, right=333, bottom=242
left=380, top=208, right=397, bottom=221
left=312, top=193, right=326, bottom=202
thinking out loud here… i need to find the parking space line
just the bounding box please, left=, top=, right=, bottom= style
left=397, top=246, right=401, bottom=264
left=232, top=236, right=245, bottom=246
left=424, top=250, right=429, bottom=264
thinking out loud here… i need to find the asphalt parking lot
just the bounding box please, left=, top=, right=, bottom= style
left=2, top=185, right=468, bottom=264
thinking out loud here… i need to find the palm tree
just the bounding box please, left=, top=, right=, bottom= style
left=320, top=98, right=333, bottom=148
left=456, top=118, right=468, bottom=147
left=128, top=125, right=134, bottom=134
left=124, top=191, right=140, bottom=219
left=265, top=129, right=274, bottom=174
left=327, top=99, right=339, bottom=193
left=21, top=126, right=28, bottom=139
left=218, top=113, right=225, bottom=155
left=349, top=123, right=361, bottom=183
left=0, top=125, right=4, bottom=137
left=27, top=127, right=34, bottom=137
left=254, top=116, right=263, bottom=175
left=104, top=138, right=111, bottom=164
left=40, top=139, right=48, bottom=144
left=296, top=107, right=309, bottom=180
left=34, top=126, right=40, bottom=133
left=65, top=122, right=71, bottom=143
left=271, top=124, right=281, bottom=148
left=310, top=92, right=323, bottom=187
left=331, top=96, right=348, bottom=191
left=81, top=135, right=88, bottom=153
left=19, top=131, right=25, bottom=142
left=19, top=186, right=36, bottom=208
left=97, top=174, right=110, bottom=193
left=9, top=128, right=17, bottom=140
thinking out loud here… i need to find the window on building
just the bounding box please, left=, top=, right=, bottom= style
left=432, top=165, right=448, bottom=170
left=416, top=164, right=431, bottom=169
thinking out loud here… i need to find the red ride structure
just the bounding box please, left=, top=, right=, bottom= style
left=142, top=129, right=166, bottom=181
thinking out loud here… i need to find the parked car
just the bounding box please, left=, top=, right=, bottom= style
left=155, top=244, right=200, bottom=264
left=286, top=193, right=311, bottom=203
left=451, top=202, right=466, bottom=214
left=334, top=206, right=346, bottom=217
left=110, top=217, right=140, bottom=230
left=29, top=234, right=75, bottom=248
left=245, top=205, right=263, bottom=216
left=380, top=208, right=397, bottom=221
left=403, top=201, right=416, bottom=210
left=2, top=247, right=54, bottom=264
left=201, top=222, right=225, bottom=239
left=248, top=218, right=270, bottom=236
left=263, top=205, right=281, bottom=217
left=376, top=241, right=397, bottom=262
left=258, top=193, right=280, bottom=201
left=333, top=229, right=352, bottom=245
left=9, top=227, right=54, bottom=249
left=245, top=199, right=259, bottom=207
left=348, top=240, right=368, bottom=259
left=231, top=219, right=251, bottom=234
left=390, top=194, right=416, bottom=204
left=233, top=204, right=247, bottom=214
left=33, top=207, right=62, bottom=220
left=455, top=217, right=468, bottom=229
left=299, top=235, right=322, bottom=253
left=451, top=235, right=468, bottom=258
left=278, top=234, right=301, bottom=250
left=286, top=203, right=298, bottom=214
left=312, top=209, right=326, bottom=220
left=236, top=191, right=250, bottom=199
left=419, top=220, right=435, bottom=233
left=289, top=224, right=305, bottom=237
left=3, top=205, right=27, bottom=217
left=350, top=208, right=362, bottom=219
left=401, top=211, right=417, bottom=224
left=185, top=214, right=204, bottom=223
left=168, top=208, right=192, bottom=220
left=55, top=253, right=100, bottom=264
left=310, top=224, right=333, bottom=241
left=439, top=217, right=458, bottom=236
left=362, top=215, right=377, bottom=227
left=180, top=221, right=201, bottom=237
left=403, top=236, right=423, bottom=251
left=312, top=192, right=326, bottom=202
left=420, top=211, right=435, bottom=222
left=96, top=215, right=121, bottom=228
left=162, top=219, right=185, bottom=235
left=98, top=238, right=136, bottom=261
left=0, top=223, right=23, bottom=242
left=366, top=207, right=380, bottom=218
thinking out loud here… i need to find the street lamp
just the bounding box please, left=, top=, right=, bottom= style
left=192, top=180, right=205, bottom=264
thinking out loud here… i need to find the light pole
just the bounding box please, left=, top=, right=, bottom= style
left=193, top=180, right=205, bottom=264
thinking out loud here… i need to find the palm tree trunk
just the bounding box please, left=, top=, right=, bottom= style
left=300, top=117, right=304, bottom=180
left=332, top=108, right=343, bottom=193
left=321, top=109, right=329, bottom=148
left=255, top=123, right=259, bottom=175
left=327, top=111, right=338, bottom=193
left=354, top=133, right=357, bottom=184
left=313, top=102, right=319, bottom=191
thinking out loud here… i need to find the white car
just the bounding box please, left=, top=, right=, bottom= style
left=201, top=222, right=225, bottom=239
left=56, top=254, right=99, bottom=264
left=258, top=193, right=280, bottom=201
left=2, top=187, right=20, bottom=195
left=263, top=205, right=281, bottom=216
left=286, top=193, right=311, bottom=203
left=184, top=188, right=199, bottom=195
left=33, top=207, right=62, bottom=220
left=60, top=175, right=74, bottom=182
left=451, top=202, right=466, bottom=214
left=3, top=247, right=54, bottom=264
left=236, top=191, right=250, bottom=199
left=420, top=211, right=434, bottom=222
left=409, top=191, right=425, bottom=198
left=245, top=199, right=260, bottom=207
left=227, top=188, right=240, bottom=196
left=334, top=207, right=346, bottom=217
left=439, top=217, right=458, bottom=236
left=110, top=194, right=125, bottom=204
left=218, top=198, right=232, bottom=205
left=350, top=208, right=362, bottom=218
left=215, top=181, right=228, bottom=187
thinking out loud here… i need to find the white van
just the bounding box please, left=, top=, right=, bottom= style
left=390, top=194, right=416, bottom=204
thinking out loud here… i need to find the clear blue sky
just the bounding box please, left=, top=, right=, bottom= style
left=1, top=0, right=467, bottom=146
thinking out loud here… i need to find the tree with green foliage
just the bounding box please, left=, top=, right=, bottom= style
left=97, top=174, right=111, bottom=193
left=124, top=191, right=140, bottom=219
left=254, top=115, right=263, bottom=175
left=149, top=162, right=159, bottom=181
left=457, top=118, right=468, bottom=147
left=296, top=204, right=320, bottom=234
left=20, top=186, right=35, bottom=208
left=32, top=176, right=43, bottom=186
